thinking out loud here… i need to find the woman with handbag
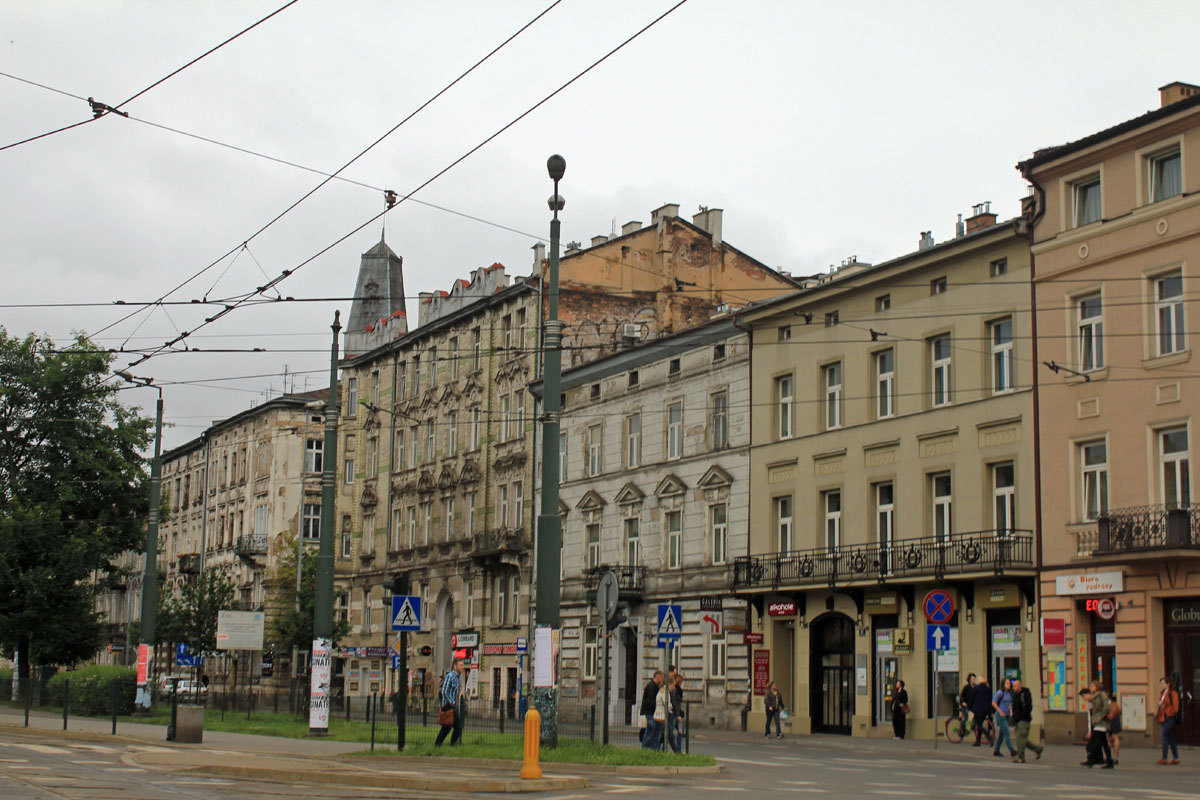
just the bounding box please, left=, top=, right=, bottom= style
left=764, top=682, right=784, bottom=739
left=1156, top=676, right=1181, bottom=765
left=434, top=658, right=465, bottom=747
left=892, top=679, right=909, bottom=739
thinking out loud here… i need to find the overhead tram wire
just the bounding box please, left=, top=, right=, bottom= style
left=0, top=1, right=301, bottom=153
left=119, top=0, right=695, bottom=370
left=85, top=0, right=565, bottom=342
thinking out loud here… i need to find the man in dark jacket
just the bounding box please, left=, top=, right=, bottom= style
left=1010, top=678, right=1044, bottom=763
left=639, top=670, right=664, bottom=744
left=970, top=678, right=993, bottom=746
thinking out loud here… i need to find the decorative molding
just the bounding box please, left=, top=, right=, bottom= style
left=697, top=464, right=733, bottom=489
left=576, top=489, right=606, bottom=511
left=654, top=473, right=687, bottom=498
left=614, top=481, right=645, bottom=506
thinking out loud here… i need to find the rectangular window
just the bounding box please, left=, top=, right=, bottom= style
left=362, top=588, right=372, bottom=633
left=300, top=503, right=319, bottom=542
left=932, top=472, right=952, bottom=542
left=930, top=276, right=947, bottom=295
left=361, top=513, right=375, bottom=555
left=713, top=343, right=726, bottom=361
left=1081, top=441, right=1108, bottom=521
left=823, top=490, right=841, bottom=550
left=628, top=370, right=639, bottom=388
left=407, top=506, right=418, bottom=548
left=465, top=581, right=475, bottom=627
left=398, top=362, right=407, bottom=399
left=512, top=481, right=523, bottom=528
left=465, top=492, right=476, bottom=534
left=825, top=310, right=839, bottom=327
left=447, top=412, right=457, bottom=454
left=428, top=348, right=436, bottom=387
left=583, top=628, right=599, bottom=680
left=824, top=362, right=842, bottom=429
left=510, top=575, right=519, bottom=625
left=931, top=335, right=952, bottom=406
left=305, top=438, right=322, bottom=473
left=588, top=424, right=602, bottom=476
left=371, top=370, right=380, bottom=405
left=709, top=634, right=727, bottom=679
left=1072, top=175, right=1102, bottom=227
left=449, top=337, right=459, bottom=380
left=346, top=378, right=357, bottom=417
left=1149, top=148, right=1182, bottom=203
left=493, top=575, right=508, bottom=626
left=425, top=421, right=435, bottom=461
left=501, top=394, right=512, bottom=441
left=470, top=407, right=481, bottom=450
left=875, top=294, right=891, bottom=312
left=990, top=258, right=1008, bottom=278
left=395, top=429, right=406, bottom=470
left=991, top=317, right=1014, bottom=393
left=587, top=523, right=601, bottom=569
left=367, top=437, right=378, bottom=474
left=590, top=383, right=601, bottom=400
left=344, top=459, right=355, bottom=486
left=392, top=508, right=403, bottom=551
left=558, top=433, right=567, bottom=482
left=1078, top=294, right=1104, bottom=371
left=711, top=503, right=728, bottom=565
left=776, top=375, right=794, bottom=439
left=626, top=413, right=641, bottom=468
left=407, top=424, right=418, bottom=467
left=341, top=523, right=351, bottom=558
left=778, top=326, right=791, bottom=341
left=444, top=496, right=454, bottom=540
left=668, top=358, right=680, bottom=376
left=502, top=314, right=513, bottom=352
left=472, top=328, right=481, bottom=371
left=422, top=501, right=431, bottom=545
left=776, top=496, right=793, bottom=553
left=1156, top=271, right=1185, bottom=356
left=623, top=517, right=640, bottom=565
left=667, top=510, right=682, bottom=569
left=667, top=403, right=683, bottom=460
left=877, top=349, right=895, bottom=418
left=498, top=485, right=509, bottom=529
left=712, top=391, right=728, bottom=449
left=1161, top=427, right=1191, bottom=507
left=412, top=355, right=420, bottom=395
left=993, top=462, right=1015, bottom=534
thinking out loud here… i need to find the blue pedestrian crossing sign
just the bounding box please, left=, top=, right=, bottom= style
left=657, top=604, right=682, bottom=640
left=927, top=624, right=950, bottom=651
left=391, top=595, right=422, bottom=632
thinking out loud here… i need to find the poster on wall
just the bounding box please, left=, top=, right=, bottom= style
left=752, top=649, right=770, bottom=696
left=1074, top=632, right=1089, bottom=712
left=309, top=638, right=332, bottom=730
left=1046, top=651, right=1067, bottom=711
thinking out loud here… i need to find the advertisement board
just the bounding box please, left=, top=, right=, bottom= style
left=753, top=649, right=770, bottom=696
left=216, top=610, right=265, bottom=650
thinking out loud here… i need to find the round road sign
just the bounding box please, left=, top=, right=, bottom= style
left=924, top=590, right=955, bottom=624
left=597, top=570, right=619, bottom=620
left=1095, top=597, right=1116, bottom=620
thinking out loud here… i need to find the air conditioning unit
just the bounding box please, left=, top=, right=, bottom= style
left=622, top=324, right=642, bottom=339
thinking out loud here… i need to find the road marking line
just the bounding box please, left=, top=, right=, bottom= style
left=13, top=744, right=68, bottom=754
left=71, top=760, right=113, bottom=764
left=896, top=772, right=934, bottom=777
left=866, top=792, right=913, bottom=796
left=694, top=788, right=750, bottom=793
left=70, top=744, right=116, bottom=752
left=0, top=758, right=30, bottom=763
left=103, top=767, right=146, bottom=773
left=7, top=765, right=51, bottom=770
left=716, top=757, right=782, bottom=766
left=127, top=745, right=172, bottom=752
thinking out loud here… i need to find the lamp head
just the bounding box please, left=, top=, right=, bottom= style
left=115, top=369, right=133, bottom=382
left=546, top=154, right=566, bottom=182
left=547, top=193, right=566, bottom=212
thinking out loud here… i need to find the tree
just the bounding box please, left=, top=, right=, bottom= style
left=266, top=529, right=350, bottom=663
left=157, top=568, right=238, bottom=657
left=0, top=329, right=153, bottom=687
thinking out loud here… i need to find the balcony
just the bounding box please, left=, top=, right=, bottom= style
left=235, top=534, right=269, bottom=558
left=584, top=564, right=647, bottom=600
left=1095, top=505, right=1200, bottom=554
left=731, top=529, right=1034, bottom=592
left=471, top=528, right=529, bottom=558
left=177, top=553, right=201, bottom=575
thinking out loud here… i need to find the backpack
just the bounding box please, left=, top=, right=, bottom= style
left=1174, top=689, right=1185, bottom=725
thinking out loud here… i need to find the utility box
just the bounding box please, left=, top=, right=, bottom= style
left=174, top=705, right=204, bottom=744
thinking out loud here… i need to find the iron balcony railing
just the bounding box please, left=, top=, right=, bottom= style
left=584, top=564, right=647, bottom=595
left=1096, top=504, right=1199, bottom=553
left=471, top=528, right=529, bottom=556
left=235, top=534, right=269, bottom=556
left=731, top=529, right=1034, bottom=591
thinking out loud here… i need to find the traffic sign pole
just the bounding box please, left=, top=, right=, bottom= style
left=395, top=574, right=410, bottom=750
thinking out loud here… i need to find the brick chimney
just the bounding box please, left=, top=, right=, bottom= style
left=964, top=202, right=997, bottom=234
left=1159, top=81, right=1200, bottom=108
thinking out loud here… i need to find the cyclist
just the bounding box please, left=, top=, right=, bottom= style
left=958, top=673, right=976, bottom=737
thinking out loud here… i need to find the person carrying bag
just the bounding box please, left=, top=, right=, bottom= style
left=435, top=658, right=465, bottom=746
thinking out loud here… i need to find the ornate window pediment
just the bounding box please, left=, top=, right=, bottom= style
left=697, top=464, right=733, bottom=489
left=458, top=460, right=481, bottom=486
left=461, top=374, right=484, bottom=399
left=360, top=483, right=379, bottom=508
left=437, top=467, right=458, bottom=491
left=416, top=470, right=436, bottom=495
left=654, top=473, right=687, bottom=498
left=558, top=499, right=570, bottom=519
left=575, top=489, right=607, bottom=512
left=614, top=481, right=644, bottom=507
left=438, top=384, right=459, bottom=404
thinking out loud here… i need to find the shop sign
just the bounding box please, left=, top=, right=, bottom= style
left=752, top=650, right=770, bottom=695
left=483, top=643, right=519, bottom=656
left=1165, top=598, right=1200, bottom=626
left=1055, top=571, right=1124, bottom=596
left=875, top=629, right=893, bottom=654
left=1094, top=632, right=1116, bottom=647
left=341, top=646, right=391, bottom=658
left=452, top=632, right=480, bottom=648
left=700, top=597, right=724, bottom=612
left=865, top=593, right=897, bottom=609
left=991, top=625, right=1022, bottom=653
left=767, top=601, right=796, bottom=617
left=742, top=632, right=763, bottom=644
left=893, top=628, right=913, bottom=655
left=1040, top=618, right=1067, bottom=648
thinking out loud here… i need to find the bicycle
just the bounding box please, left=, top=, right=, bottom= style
left=945, top=711, right=995, bottom=745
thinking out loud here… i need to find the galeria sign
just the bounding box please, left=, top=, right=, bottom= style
left=768, top=601, right=796, bottom=617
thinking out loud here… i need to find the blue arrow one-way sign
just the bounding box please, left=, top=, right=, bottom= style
left=391, top=595, right=422, bottom=632
left=927, top=624, right=950, bottom=651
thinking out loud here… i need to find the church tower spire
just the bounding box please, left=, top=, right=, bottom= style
left=344, top=232, right=406, bottom=356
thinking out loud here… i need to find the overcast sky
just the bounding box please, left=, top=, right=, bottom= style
left=3, top=0, right=1196, bottom=449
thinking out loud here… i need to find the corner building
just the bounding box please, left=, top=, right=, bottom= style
left=1020, top=83, right=1200, bottom=746
left=736, top=213, right=1038, bottom=738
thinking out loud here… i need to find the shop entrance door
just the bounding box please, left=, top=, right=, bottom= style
left=811, top=613, right=854, bottom=734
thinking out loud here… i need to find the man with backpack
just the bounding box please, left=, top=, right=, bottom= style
left=1010, top=678, right=1044, bottom=763
left=1156, top=676, right=1182, bottom=765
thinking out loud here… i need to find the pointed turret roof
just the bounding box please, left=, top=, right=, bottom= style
left=346, top=232, right=406, bottom=351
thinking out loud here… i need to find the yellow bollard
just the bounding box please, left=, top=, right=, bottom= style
left=520, top=707, right=543, bottom=779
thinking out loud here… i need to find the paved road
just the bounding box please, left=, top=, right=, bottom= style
left=2, top=723, right=1196, bottom=799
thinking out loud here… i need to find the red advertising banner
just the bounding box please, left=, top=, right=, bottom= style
left=136, top=644, right=151, bottom=686
left=1040, top=618, right=1066, bottom=648
left=753, top=649, right=770, bottom=696
left=767, top=601, right=796, bottom=617
left=743, top=632, right=764, bottom=645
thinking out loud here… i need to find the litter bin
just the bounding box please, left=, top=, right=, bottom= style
left=174, top=705, right=205, bottom=743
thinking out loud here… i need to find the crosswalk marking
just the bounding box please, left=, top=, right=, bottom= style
left=13, top=744, right=68, bottom=754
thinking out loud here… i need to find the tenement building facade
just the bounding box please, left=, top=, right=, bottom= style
left=735, top=211, right=1038, bottom=738
left=533, top=318, right=751, bottom=729
left=1020, top=82, right=1200, bottom=746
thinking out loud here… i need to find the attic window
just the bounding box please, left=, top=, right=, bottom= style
left=825, top=311, right=839, bottom=327
left=590, top=383, right=601, bottom=400
left=930, top=276, right=948, bottom=295
left=875, top=294, right=891, bottom=312
left=628, top=371, right=639, bottom=388
left=668, top=358, right=681, bottom=376
left=778, top=326, right=791, bottom=341
left=560, top=393, right=566, bottom=409
left=713, top=343, right=726, bottom=361
left=990, top=258, right=1008, bottom=278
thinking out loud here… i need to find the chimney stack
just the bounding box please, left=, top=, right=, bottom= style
left=965, top=201, right=997, bottom=235
left=650, top=203, right=680, bottom=224
left=918, top=231, right=935, bottom=251
left=692, top=206, right=724, bottom=248
left=621, top=220, right=643, bottom=236
left=532, top=242, right=546, bottom=270
left=1159, top=81, right=1200, bottom=108
left=591, top=235, right=608, bottom=247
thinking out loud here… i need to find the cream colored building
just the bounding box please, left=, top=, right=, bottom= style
left=736, top=211, right=1039, bottom=739
left=1020, top=82, right=1200, bottom=746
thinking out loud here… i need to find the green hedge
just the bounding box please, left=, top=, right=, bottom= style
left=45, top=665, right=137, bottom=716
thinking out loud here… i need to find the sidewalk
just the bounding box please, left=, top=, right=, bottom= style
left=693, top=727, right=1199, bottom=774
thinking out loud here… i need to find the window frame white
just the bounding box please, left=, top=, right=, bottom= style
left=709, top=634, right=727, bottom=679
left=1149, top=147, right=1182, bottom=203
left=623, top=516, right=640, bottom=565
left=667, top=402, right=683, bottom=460
left=876, top=348, right=895, bottom=419
left=931, top=335, right=952, bottom=407
left=990, top=317, right=1014, bottom=394
left=931, top=472, right=952, bottom=543
left=1160, top=426, right=1191, bottom=508
left=583, top=627, right=599, bottom=680
left=824, top=361, right=843, bottom=429
left=776, top=496, right=793, bottom=553
left=588, top=424, right=602, bottom=477
left=1155, top=271, right=1186, bottom=356
left=666, top=510, right=682, bottom=569
left=711, top=391, right=729, bottom=449
left=586, top=522, right=601, bottom=569
left=823, top=490, right=841, bottom=551
left=776, top=375, right=794, bottom=439
left=992, top=462, right=1015, bottom=534
left=1078, top=293, right=1104, bottom=372
left=626, top=413, right=642, bottom=468
left=305, top=438, right=323, bottom=474
left=1072, top=174, right=1102, bottom=227
left=447, top=411, right=457, bottom=454
left=711, top=503, right=728, bottom=566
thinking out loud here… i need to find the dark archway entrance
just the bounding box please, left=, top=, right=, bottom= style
left=810, top=612, right=855, bottom=734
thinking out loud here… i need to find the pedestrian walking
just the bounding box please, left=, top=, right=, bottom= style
left=1010, top=678, right=1043, bottom=763
left=1106, top=692, right=1121, bottom=765
left=764, top=681, right=785, bottom=739
left=640, top=670, right=664, bottom=747
left=1080, top=682, right=1114, bottom=768
left=970, top=677, right=993, bottom=746
left=669, top=672, right=685, bottom=753
left=650, top=676, right=671, bottom=751
left=991, top=677, right=1017, bottom=758
left=891, top=680, right=909, bottom=739
left=1156, top=676, right=1181, bottom=765
left=434, top=658, right=465, bottom=747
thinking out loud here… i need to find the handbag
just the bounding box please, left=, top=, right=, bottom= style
left=899, top=704, right=910, bottom=715
left=438, top=706, right=455, bottom=726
